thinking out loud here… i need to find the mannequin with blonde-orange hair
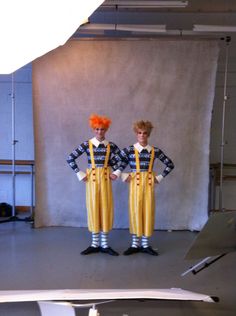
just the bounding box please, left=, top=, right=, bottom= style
left=116, top=120, right=174, bottom=256
left=67, top=114, right=121, bottom=256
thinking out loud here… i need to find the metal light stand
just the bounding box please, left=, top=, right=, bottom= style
left=11, top=72, right=17, bottom=219
left=182, top=37, right=232, bottom=276
left=0, top=72, right=32, bottom=224
left=219, top=36, right=231, bottom=212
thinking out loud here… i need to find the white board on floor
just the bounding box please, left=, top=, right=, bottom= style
left=0, top=288, right=217, bottom=303
left=38, top=301, right=76, bottom=316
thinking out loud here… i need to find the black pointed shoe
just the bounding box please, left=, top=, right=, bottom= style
left=140, top=246, right=158, bottom=256
left=80, top=246, right=100, bottom=255
left=123, top=247, right=140, bottom=255
left=100, top=247, right=119, bottom=256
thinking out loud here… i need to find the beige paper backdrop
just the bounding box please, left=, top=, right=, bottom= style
left=33, top=39, right=219, bottom=230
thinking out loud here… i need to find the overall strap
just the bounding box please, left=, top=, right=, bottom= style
left=89, top=141, right=96, bottom=182
left=103, top=143, right=110, bottom=181
left=134, top=148, right=140, bottom=172
left=148, top=147, right=155, bottom=172
left=89, top=140, right=96, bottom=169
left=104, top=143, right=110, bottom=168
left=148, top=147, right=155, bottom=185
left=134, top=148, right=140, bottom=186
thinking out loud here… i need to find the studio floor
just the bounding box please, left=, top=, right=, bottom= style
left=0, top=220, right=235, bottom=315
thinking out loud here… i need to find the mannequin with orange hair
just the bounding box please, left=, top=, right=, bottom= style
left=67, top=114, right=121, bottom=256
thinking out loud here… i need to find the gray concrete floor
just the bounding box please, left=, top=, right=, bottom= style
left=0, top=221, right=235, bottom=315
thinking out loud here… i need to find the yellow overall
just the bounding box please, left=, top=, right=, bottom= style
left=86, top=141, right=113, bottom=233
left=129, top=147, right=155, bottom=237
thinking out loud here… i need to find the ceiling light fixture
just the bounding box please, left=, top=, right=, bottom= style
left=79, top=23, right=166, bottom=33
left=102, top=1, right=188, bottom=8
left=80, top=23, right=115, bottom=31
left=117, top=24, right=166, bottom=33
left=193, top=25, right=236, bottom=33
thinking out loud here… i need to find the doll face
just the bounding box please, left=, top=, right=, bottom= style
left=94, top=127, right=107, bottom=141
left=136, top=128, right=149, bottom=146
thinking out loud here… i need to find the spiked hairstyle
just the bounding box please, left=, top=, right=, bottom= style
left=89, top=114, right=112, bottom=130
left=133, top=120, right=153, bottom=136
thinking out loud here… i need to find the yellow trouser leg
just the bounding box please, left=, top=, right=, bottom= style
left=129, top=172, right=155, bottom=237
left=100, top=168, right=113, bottom=232
left=143, top=173, right=155, bottom=236
left=86, top=167, right=113, bottom=233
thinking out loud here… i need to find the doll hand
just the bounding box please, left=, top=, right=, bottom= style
left=121, top=172, right=130, bottom=182
left=76, top=171, right=87, bottom=181
left=155, top=175, right=164, bottom=184
left=125, top=175, right=131, bottom=183
left=110, top=174, right=118, bottom=181
left=82, top=175, right=88, bottom=182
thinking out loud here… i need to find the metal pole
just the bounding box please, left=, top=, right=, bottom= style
left=30, top=163, right=34, bottom=218
left=11, top=72, right=16, bottom=218
left=219, top=36, right=230, bottom=212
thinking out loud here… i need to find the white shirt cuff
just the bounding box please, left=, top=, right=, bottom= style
left=113, top=169, right=121, bottom=178
left=121, top=172, right=130, bottom=182
left=156, top=175, right=164, bottom=183
left=76, top=171, right=86, bottom=181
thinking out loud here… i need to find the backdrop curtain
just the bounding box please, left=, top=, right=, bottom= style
left=33, top=39, right=219, bottom=230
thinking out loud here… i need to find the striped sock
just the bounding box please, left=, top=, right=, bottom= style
left=141, top=236, right=149, bottom=248
left=91, top=232, right=99, bottom=248
left=100, top=232, right=108, bottom=249
left=131, top=234, right=140, bottom=248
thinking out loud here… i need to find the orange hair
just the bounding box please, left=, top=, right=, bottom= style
left=89, top=114, right=112, bottom=130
